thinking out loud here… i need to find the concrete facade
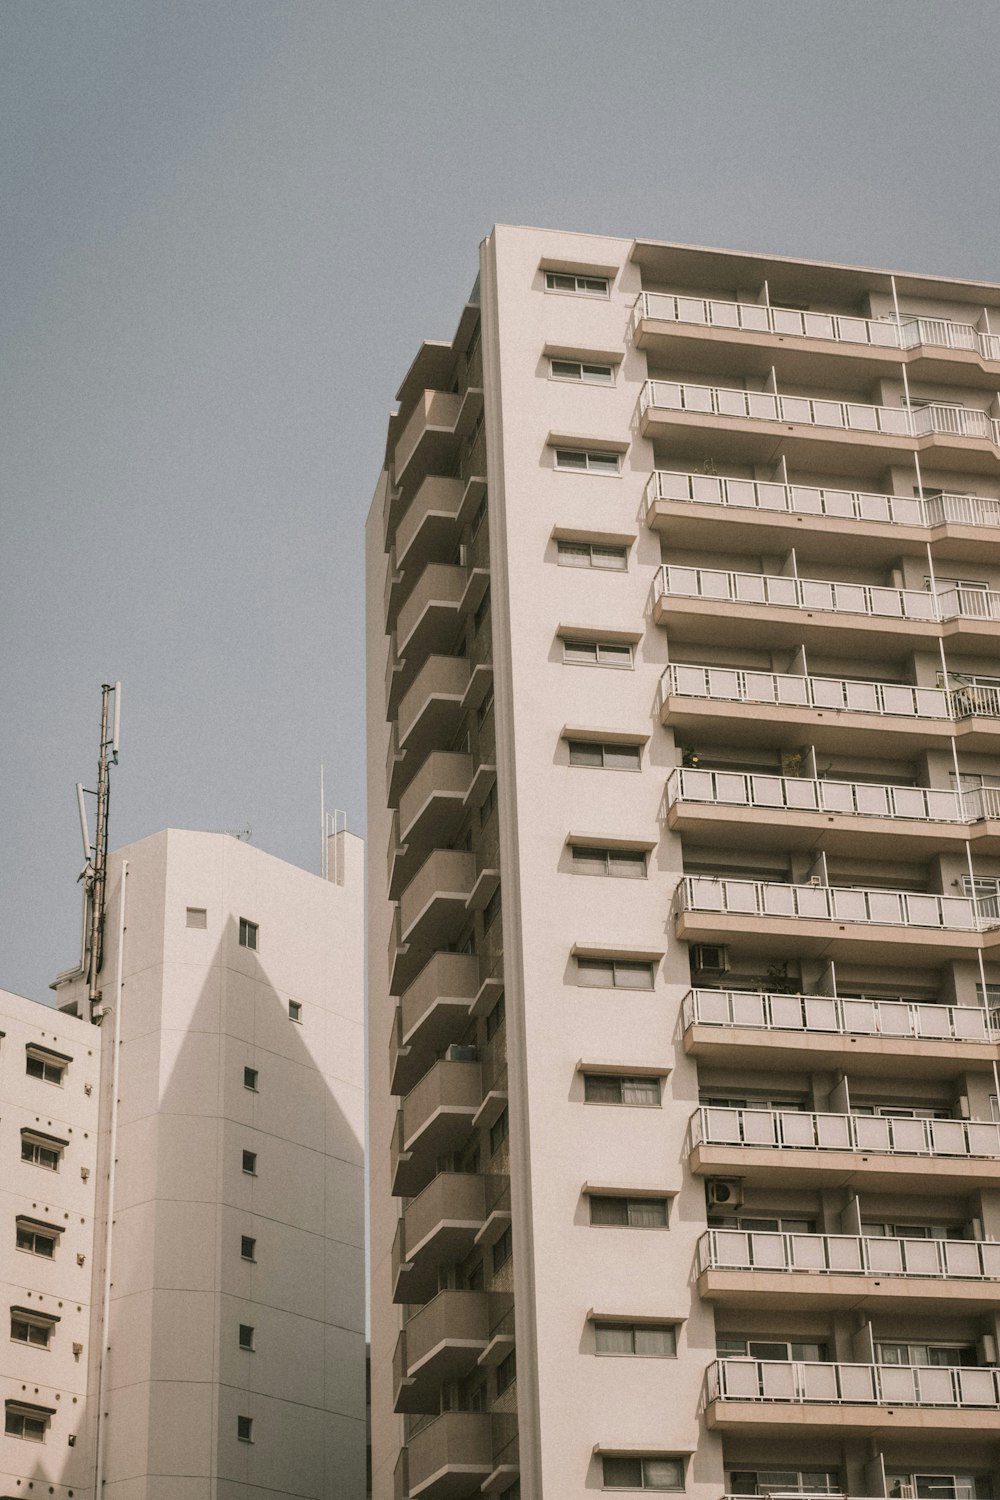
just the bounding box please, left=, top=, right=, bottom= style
left=2, top=827, right=365, bottom=1500
left=367, top=225, right=1000, bottom=1499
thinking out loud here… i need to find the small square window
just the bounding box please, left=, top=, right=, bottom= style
left=240, top=1235, right=256, bottom=1261
left=237, top=1415, right=253, bottom=1443
left=243, top=1067, right=258, bottom=1091
left=186, top=907, right=207, bottom=929
left=242, top=1150, right=257, bottom=1176
left=238, top=1324, right=255, bottom=1351
left=288, top=1000, right=302, bottom=1023
left=238, top=919, right=258, bottom=950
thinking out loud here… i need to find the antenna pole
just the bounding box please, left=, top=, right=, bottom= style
left=86, top=682, right=119, bottom=1014
left=320, top=763, right=327, bottom=879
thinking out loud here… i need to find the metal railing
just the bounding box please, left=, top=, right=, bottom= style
left=683, top=987, right=1000, bottom=1045
left=639, top=380, right=1000, bottom=446
left=632, top=292, right=1000, bottom=363
left=678, top=873, right=998, bottom=932
left=698, top=1227, right=1000, bottom=1281
left=667, top=767, right=971, bottom=824
left=644, top=470, right=1000, bottom=532
left=692, top=1104, right=1000, bottom=1159
left=708, top=1357, right=1000, bottom=1409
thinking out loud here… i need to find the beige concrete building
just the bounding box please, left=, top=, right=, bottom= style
left=2, top=826, right=365, bottom=1500
left=366, top=225, right=1000, bottom=1500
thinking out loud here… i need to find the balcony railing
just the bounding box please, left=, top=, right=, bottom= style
left=632, top=292, right=1000, bottom=363
left=692, top=1104, right=1000, bottom=1160
left=639, top=380, right=1000, bottom=445
left=678, top=874, right=997, bottom=932
left=644, top=470, right=1000, bottom=532
left=683, top=986, right=1000, bottom=1045
left=668, top=766, right=973, bottom=825
left=698, top=1227, right=1000, bottom=1282
left=657, top=564, right=962, bottom=624
left=708, top=1357, right=1000, bottom=1409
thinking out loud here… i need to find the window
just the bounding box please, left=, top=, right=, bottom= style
left=15, top=1220, right=59, bottom=1259
left=25, top=1048, right=66, bottom=1085
left=490, top=1107, right=509, bottom=1155
left=585, top=1074, right=660, bottom=1106
left=590, top=1196, right=669, bottom=1228
left=563, top=639, right=634, bottom=668
left=544, top=270, right=609, bottom=297
left=493, top=1224, right=513, bottom=1272
left=602, top=1455, right=684, bottom=1490
left=595, top=1322, right=676, bottom=1357
left=477, top=684, right=494, bottom=726
left=243, top=1066, right=258, bottom=1091
left=484, top=888, right=502, bottom=933
left=886, top=1475, right=990, bottom=1500
left=5, top=1403, right=51, bottom=1443
left=238, top=1324, right=255, bottom=1351
left=556, top=539, right=628, bottom=571
left=21, top=1132, right=64, bottom=1171
left=496, top=1348, right=516, bottom=1394
left=550, top=357, right=614, bottom=384
left=730, top=1471, right=841, bottom=1496
left=572, top=846, right=646, bottom=878
left=480, top=780, right=498, bottom=826
left=10, top=1310, right=56, bottom=1348
left=554, top=447, right=621, bottom=475
left=242, top=1150, right=257, bottom=1175
left=288, top=999, right=302, bottom=1023
left=475, top=588, right=491, bottom=635
left=485, top=993, right=505, bottom=1040
left=186, top=907, right=207, bottom=928
left=240, top=1235, right=257, bottom=1262
left=711, top=1214, right=815, bottom=1234
left=878, top=1341, right=976, bottom=1368
left=717, top=1337, right=826, bottom=1361
left=577, top=957, right=655, bottom=990
left=238, top=919, right=258, bottom=950
left=237, top=1415, right=253, bottom=1443
left=568, top=739, right=641, bottom=771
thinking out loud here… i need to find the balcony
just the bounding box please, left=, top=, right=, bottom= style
left=676, top=874, right=1000, bottom=964
left=697, top=1228, right=1000, bottom=1312
left=395, top=655, right=470, bottom=786
left=404, top=1410, right=493, bottom=1498
left=706, top=1357, right=1000, bottom=1434
left=643, top=470, right=1000, bottom=565
left=390, top=752, right=474, bottom=899
left=639, top=380, right=1000, bottom=475
left=665, top=767, right=1000, bottom=858
left=391, top=386, right=484, bottom=499
left=391, top=952, right=479, bottom=1096
left=690, top=1104, right=1000, bottom=1193
left=393, top=476, right=465, bottom=576
left=400, top=850, right=476, bottom=951
left=393, top=1290, right=489, bottom=1414
left=391, top=1057, right=482, bottom=1198
left=387, top=566, right=468, bottom=715
left=393, top=1171, right=486, bottom=1303
left=659, top=664, right=1000, bottom=757
left=682, top=987, right=1000, bottom=1076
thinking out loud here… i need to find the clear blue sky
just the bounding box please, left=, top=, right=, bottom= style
left=3, top=0, right=1000, bottom=1002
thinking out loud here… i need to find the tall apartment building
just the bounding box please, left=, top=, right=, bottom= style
left=366, top=224, right=1000, bottom=1500
left=2, top=826, right=366, bottom=1500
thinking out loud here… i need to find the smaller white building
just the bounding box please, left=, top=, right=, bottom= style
left=2, top=827, right=366, bottom=1500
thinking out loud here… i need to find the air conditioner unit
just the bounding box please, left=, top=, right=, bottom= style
left=691, top=944, right=730, bottom=977
left=706, top=1178, right=744, bottom=1210
left=977, top=1334, right=997, bottom=1365
left=446, top=1044, right=478, bottom=1063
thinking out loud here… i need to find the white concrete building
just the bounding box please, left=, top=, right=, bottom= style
left=2, top=827, right=366, bottom=1500
left=366, top=225, right=1000, bottom=1499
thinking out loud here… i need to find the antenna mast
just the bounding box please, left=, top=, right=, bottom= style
left=80, top=682, right=121, bottom=1017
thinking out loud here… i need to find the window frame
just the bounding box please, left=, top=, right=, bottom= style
left=549, top=357, right=615, bottom=385
left=10, top=1309, right=57, bottom=1349
left=288, top=999, right=303, bottom=1023
left=243, top=1066, right=258, bottom=1092
left=601, top=1453, right=686, bottom=1490
left=554, top=447, right=622, bottom=476
left=594, top=1321, right=677, bottom=1358
left=544, top=270, right=610, bottom=298
left=563, top=639, right=634, bottom=669
left=238, top=1324, right=255, bottom=1352
left=237, top=1414, right=254, bottom=1443
left=576, top=956, right=655, bottom=991
left=238, top=918, right=259, bottom=951
left=584, top=1073, right=661, bottom=1106
left=20, top=1131, right=64, bottom=1171
left=15, top=1219, right=60, bottom=1259
left=567, top=739, right=642, bottom=772
left=5, top=1403, right=52, bottom=1443
left=25, top=1048, right=67, bottom=1085
left=240, top=1235, right=257, bottom=1262
left=589, top=1194, right=670, bottom=1228
left=556, top=538, right=628, bottom=572
left=571, top=846, right=647, bottom=879
left=241, top=1150, right=257, bottom=1176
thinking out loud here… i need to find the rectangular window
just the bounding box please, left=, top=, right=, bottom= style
left=238, top=919, right=258, bottom=950
left=492, top=1224, right=513, bottom=1272
left=572, top=847, right=647, bottom=878
left=485, top=993, right=505, bottom=1040
left=595, top=1322, right=676, bottom=1357
left=590, top=1195, right=669, bottom=1228
left=490, top=1107, right=509, bottom=1155
left=242, top=1150, right=257, bottom=1176
left=5, top=1404, right=50, bottom=1442
left=15, top=1222, right=58, bottom=1259
left=243, top=1067, right=258, bottom=1091
left=21, top=1134, right=63, bottom=1171
left=238, top=1324, right=255, bottom=1351
left=477, top=684, right=495, bottom=726
left=568, top=740, right=641, bottom=771
left=237, top=1415, right=253, bottom=1443
left=240, top=1235, right=257, bottom=1262
left=602, top=1455, right=684, bottom=1490
left=10, top=1312, right=55, bottom=1348
left=550, top=357, right=614, bottom=384
left=577, top=957, right=655, bottom=990
left=563, top=639, right=634, bottom=668
left=186, top=907, right=207, bottom=928
left=717, top=1337, right=826, bottom=1361
left=556, top=539, right=628, bottom=571
left=288, top=1000, right=302, bottom=1022
left=584, top=1074, right=661, bottom=1106
left=554, top=447, right=621, bottom=475
left=480, top=780, right=498, bottom=826
left=496, top=1348, right=516, bottom=1395
left=25, top=1049, right=66, bottom=1085
left=484, top=888, right=502, bottom=933
left=544, top=270, right=610, bottom=297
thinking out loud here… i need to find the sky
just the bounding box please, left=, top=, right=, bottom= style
left=3, top=0, right=1000, bottom=1004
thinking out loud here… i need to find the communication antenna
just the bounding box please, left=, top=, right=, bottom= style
left=78, top=682, right=121, bottom=1020
left=320, top=767, right=346, bottom=882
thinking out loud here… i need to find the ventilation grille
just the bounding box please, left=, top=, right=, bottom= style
left=186, top=907, right=208, bottom=929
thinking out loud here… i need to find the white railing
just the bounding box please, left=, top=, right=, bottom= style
left=657, top=565, right=938, bottom=621
left=936, top=585, right=1000, bottom=623
left=692, top=1103, right=1000, bottom=1159
left=668, top=767, right=969, bottom=824
left=678, top=874, right=998, bottom=932
left=683, top=987, right=1000, bottom=1044
left=698, top=1227, right=1000, bottom=1281
left=707, top=1357, right=1000, bottom=1408
left=639, top=380, right=1000, bottom=446
left=645, top=470, right=1000, bottom=532
left=660, top=663, right=1000, bottom=727
left=632, top=292, right=1000, bottom=363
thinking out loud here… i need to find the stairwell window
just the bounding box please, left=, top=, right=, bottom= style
left=238, top=919, right=258, bottom=950
left=590, top=1195, right=669, bottom=1228
left=544, top=270, right=610, bottom=297
left=554, top=448, right=621, bottom=475
left=601, top=1455, right=684, bottom=1490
